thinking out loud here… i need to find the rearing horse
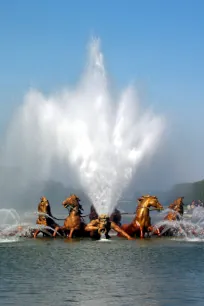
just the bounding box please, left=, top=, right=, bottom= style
left=119, top=195, right=163, bottom=238
left=156, top=197, right=185, bottom=237
left=52, top=194, right=86, bottom=238
left=164, top=197, right=184, bottom=221
left=33, top=196, right=59, bottom=238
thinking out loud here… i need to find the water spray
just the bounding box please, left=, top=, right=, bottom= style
left=0, top=37, right=165, bottom=216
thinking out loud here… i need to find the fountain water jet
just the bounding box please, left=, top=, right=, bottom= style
left=0, top=208, right=59, bottom=239
left=0, top=37, right=165, bottom=215
left=0, top=208, right=32, bottom=240
left=0, top=209, right=20, bottom=231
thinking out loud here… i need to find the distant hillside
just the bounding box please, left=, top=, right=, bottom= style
left=0, top=174, right=92, bottom=214
left=165, top=179, right=204, bottom=205
left=41, top=180, right=92, bottom=212
left=128, top=180, right=204, bottom=207
left=0, top=164, right=203, bottom=212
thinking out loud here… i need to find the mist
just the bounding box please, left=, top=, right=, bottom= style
left=0, top=38, right=193, bottom=214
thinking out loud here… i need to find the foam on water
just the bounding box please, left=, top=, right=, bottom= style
left=98, top=239, right=111, bottom=242
left=98, top=232, right=111, bottom=242
left=172, top=237, right=204, bottom=243
left=0, top=37, right=165, bottom=215
left=0, top=209, right=21, bottom=242
left=0, top=237, right=19, bottom=243
left=0, top=208, right=48, bottom=241
left=152, top=207, right=204, bottom=242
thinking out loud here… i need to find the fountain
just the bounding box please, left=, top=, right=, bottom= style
left=0, top=208, right=35, bottom=241
left=0, top=208, right=20, bottom=231
left=149, top=206, right=204, bottom=241
left=1, top=36, right=204, bottom=244
left=0, top=208, right=58, bottom=240
left=0, top=37, right=165, bottom=217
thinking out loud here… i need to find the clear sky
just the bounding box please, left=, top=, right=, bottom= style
left=0, top=0, right=204, bottom=184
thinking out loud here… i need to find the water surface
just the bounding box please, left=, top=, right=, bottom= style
left=0, top=237, right=204, bottom=306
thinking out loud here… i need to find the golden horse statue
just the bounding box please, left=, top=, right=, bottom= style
left=118, top=195, right=163, bottom=238
left=157, top=197, right=185, bottom=236
left=165, top=197, right=184, bottom=221
left=52, top=194, right=88, bottom=238
left=85, top=214, right=134, bottom=240
left=33, top=196, right=60, bottom=238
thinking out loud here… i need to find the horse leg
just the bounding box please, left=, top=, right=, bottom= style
left=33, top=229, right=40, bottom=238
left=53, top=226, right=64, bottom=237
left=140, top=226, right=144, bottom=239
left=68, top=228, right=75, bottom=238
left=147, top=225, right=153, bottom=236
left=155, top=227, right=161, bottom=237
left=68, top=226, right=82, bottom=238
left=149, top=225, right=161, bottom=237
left=151, top=226, right=161, bottom=237
left=53, top=226, right=66, bottom=237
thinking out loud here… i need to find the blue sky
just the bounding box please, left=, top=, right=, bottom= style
left=0, top=0, right=204, bottom=183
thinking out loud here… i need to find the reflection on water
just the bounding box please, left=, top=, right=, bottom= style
left=0, top=237, right=204, bottom=306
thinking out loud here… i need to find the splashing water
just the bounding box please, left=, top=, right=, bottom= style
left=0, top=208, right=20, bottom=230
left=152, top=207, right=204, bottom=242
left=0, top=208, right=23, bottom=242
left=98, top=232, right=111, bottom=242
left=0, top=38, right=165, bottom=215
left=0, top=208, right=59, bottom=241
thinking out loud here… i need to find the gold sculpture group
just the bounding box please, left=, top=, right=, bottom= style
left=30, top=194, right=184, bottom=239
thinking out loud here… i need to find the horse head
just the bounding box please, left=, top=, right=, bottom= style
left=62, top=194, right=83, bottom=214
left=38, top=196, right=52, bottom=215
left=137, top=194, right=152, bottom=205
left=169, top=197, right=184, bottom=215
left=139, top=195, right=163, bottom=211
